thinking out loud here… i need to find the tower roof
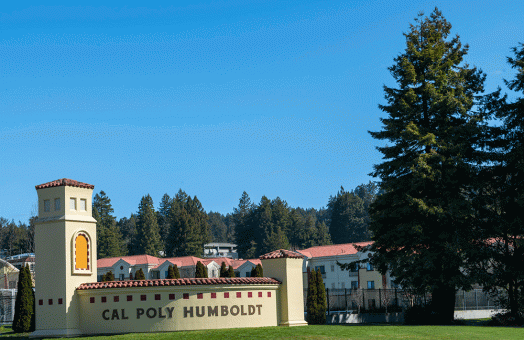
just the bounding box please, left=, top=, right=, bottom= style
left=259, top=249, right=304, bottom=260
left=35, top=178, right=94, bottom=190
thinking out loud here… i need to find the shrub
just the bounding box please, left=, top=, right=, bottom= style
left=488, top=311, right=524, bottom=326
left=195, top=261, right=206, bottom=278
left=404, top=304, right=435, bottom=325
left=228, top=265, right=236, bottom=278
left=220, top=262, right=228, bottom=277
left=12, top=265, right=35, bottom=333
left=102, top=271, right=114, bottom=282
left=135, top=268, right=146, bottom=280
left=307, top=269, right=327, bottom=325
left=167, top=265, right=175, bottom=279
left=251, top=264, right=264, bottom=277
left=173, top=264, right=180, bottom=279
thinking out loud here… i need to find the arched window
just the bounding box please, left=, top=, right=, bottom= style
left=72, top=232, right=91, bottom=274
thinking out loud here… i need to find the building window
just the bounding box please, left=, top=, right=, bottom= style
left=119, top=274, right=124, bottom=281
left=246, top=271, right=251, bottom=277
left=54, top=198, right=60, bottom=211
left=367, top=281, right=375, bottom=289
left=70, top=198, right=76, bottom=210
left=80, top=199, right=86, bottom=211
left=331, top=264, right=335, bottom=272
left=44, top=200, right=50, bottom=212
left=351, top=281, right=358, bottom=289
left=367, top=263, right=374, bottom=271
left=73, top=231, right=92, bottom=274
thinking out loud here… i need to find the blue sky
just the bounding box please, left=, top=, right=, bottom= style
left=1, top=0, right=523, bottom=222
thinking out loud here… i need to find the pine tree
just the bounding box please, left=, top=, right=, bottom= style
left=328, top=187, right=368, bottom=244
left=93, top=191, right=127, bottom=258
left=251, top=264, right=263, bottom=277
left=228, top=265, right=236, bottom=278
left=136, top=195, right=162, bottom=257
left=173, top=264, right=180, bottom=279
left=135, top=268, right=146, bottom=280
left=306, top=269, right=318, bottom=325
left=12, top=265, right=34, bottom=333
left=195, top=261, right=206, bottom=278
left=368, top=8, right=487, bottom=324
left=220, top=262, right=228, bottom=277
left=167, top=265, right=175, bottom=279
left=315, top=269, right=327, bottom=324
left=233, top=192, right=254, bottom=258
left=158, top=193, right=172, bottom=254
left=102, top=271, right=114, bottom=282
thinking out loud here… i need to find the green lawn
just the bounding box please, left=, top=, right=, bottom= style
left=1, top=324, right=522, bottom=340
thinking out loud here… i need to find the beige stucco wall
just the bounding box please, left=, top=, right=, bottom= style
left=359, top=268, right=383, bottom=289
left=77, top=284, right=278, bottom=334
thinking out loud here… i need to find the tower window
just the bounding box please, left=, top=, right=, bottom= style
left=70, top=198, right=76, bottom=210
left=80, top=199, right=86, bottom=211
left=54, top=198, right=60, bottom=211
left=73, top=232, right=91, bottom=274
left=44, top=200, right=50, bottom=212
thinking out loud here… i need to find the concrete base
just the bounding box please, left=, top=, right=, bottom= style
left=328, top=312, right=404, bottom=324
left=454, top=309, right=502, bottom=320
left=30, top=328, right=83, bottom=338
left=279, top=320, right=309, bottom=327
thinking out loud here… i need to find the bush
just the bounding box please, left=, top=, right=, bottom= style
left=307, top=269, right=327, bottom=325
left=228, top=265, right=236, bottom=278
left=404, top=304, right=436, bottom=325
left=220, top=262, right=228, bottom=277
left=196, top=261, right=207, bottom=278
left=173, top=264, right=180, bottom=279
left=167, top=265, right=175, bottom=279
left=102, top=271, right=114, bottom=282
left=251, top=264, right=263, bottom=277
left=12, top=265, right=35, bottom=333
left=488, top=311, right=524, bottom=326
left=135, top=268, right=146, bottom=280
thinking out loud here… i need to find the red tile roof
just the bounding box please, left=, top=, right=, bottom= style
left=77, top=277, right=280, bottom=290
left=204, top=258, right=252, bottom=269
left=154, top=256, right=206, bottom=269
left=259, top=249, right=304, bottom=260
left=35, top=178, right=94, bottom=190
left=98, top=255, right=161, bottom=268
left=298, top=241, right=373, bottom=258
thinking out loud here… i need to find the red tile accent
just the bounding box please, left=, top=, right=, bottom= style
left=259, top=249, right=304, bottom=259
left=141, top=295, right=146, bottom=301
left=155, top=294, right=161, bottom=301
left=183, top=293, right=189, bottom=300
left=101, top=296, right=107, bottom=303
left=211, top=292, right=216, bottom=299
left=48, top=299, right=53, bottom=305
left=127, top=295, right=133, bottom=301
left=58, top=298, right=63, bottom=305
left=35, top=178, right=94, bottom=189
left=224, top=292, right=229, bottom=298
left=258, top=292, right=262, bottom=298
left=90, top=297, right=95, bottom=303
left=268, top=292, right=271, bottom=297
left=197, top=293, right=203, bottom=299
left=236, top=292, right=241, bottom=298
left=39, top=299, right=43, bottom=305
left=248, top=292, right=252, bottom=298
left=77, top=277, right=281, bottom=290
left=169, top=294, right=175, bottom=300
left=114, top=296, right=119, bottom=302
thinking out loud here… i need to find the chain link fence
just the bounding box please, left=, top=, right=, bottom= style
left=304, top=288, right=501, bottom=313
left=0, top=289, right=16, bottom=325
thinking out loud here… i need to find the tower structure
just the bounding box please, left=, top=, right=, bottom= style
left=32, top=179, right=97, bottom=337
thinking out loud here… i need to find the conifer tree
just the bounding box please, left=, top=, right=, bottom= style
left=136, top=195, right=162, bottom=257
left=93, top=191, right=126, bottom=258
left=220, top=262, right=228, bottom=277
left=135, top=268, right=146, bottom=280
left=368, top=8, right=488, bottom=324
left=306, top=269, right=318, bottom=325
left=173, top=264, right=180, bottom=279
left=195, top=261, right=206, bottom=278
left=158, top=193, right=172, bottom=254
left=12, top=265, right=34, bottom=333
left=233, top=192, right=254, bottom=258
left=228, top=265, right=236, bottom=278
left=316, top=269, right=327, bottom=324
left=102, top=271, right=114, bottom=282
left=167, top=265, right=175, bottom=279
left=129, top=272, right=134, bottom=280
left=255, top=264, right=263, bottom=277
left=328, top=187, right=368, bottom=244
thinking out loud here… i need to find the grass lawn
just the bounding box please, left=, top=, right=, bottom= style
left=1, top=323, right=522, bottom=340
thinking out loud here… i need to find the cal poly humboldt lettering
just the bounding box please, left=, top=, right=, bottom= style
left=183, top=304, right=262, bottom=318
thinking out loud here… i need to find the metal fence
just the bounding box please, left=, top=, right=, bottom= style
left=304, top=288, right=502, bottom=313
left=0, top=289, right=16, bottom=325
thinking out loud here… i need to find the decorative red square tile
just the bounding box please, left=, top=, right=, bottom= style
left=155, top=294, right=161, bottom=301
left=258, top=292, right=262, bottom=298
left=236, top=292, right=241, bottom=298
left=183, top=293, right=189, bottom=300
left=211, top=293, right=216, bottom=299
left=197, top=293, right=203, bottom=299
left=248, top=292, right=252, bottom=298
left=224, top=292, right=229, bottom=298
left=114, top=296, right=119, bottom=302
left=127, top=295, right=133, bottom=301
left=90, top=297, right=95, bottom=303
left=39, top=299, right=43, bottom=305
left=101, top=296, right=107, bottom=303
left=58, top=298, right=63, bottom=305
left=48, top=299, right=53, bottom=305
left=141, top=295, right=146, bottom=301
left=267, top=292, right=271, bottom=297
left=169, top=294, right=175, bottom=300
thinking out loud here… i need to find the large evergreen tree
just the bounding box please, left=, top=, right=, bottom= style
left=93, top=191, right=126, bottom=258
left=328, top=187, right=368, bottom=243
left=233, top=192, right=254, bottom=258
left=135, top=194, right=163, bottom=257
left=157, top=193, right=172, bottom=254
left=12, top=265, right=35, bottom=333
left=368, top=8, right=487, bottom=324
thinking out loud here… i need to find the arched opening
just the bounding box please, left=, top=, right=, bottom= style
left=75, top=234, right=89, bottom=270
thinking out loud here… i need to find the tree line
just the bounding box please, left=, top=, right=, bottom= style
left=365, top=8, right=524, bottom=323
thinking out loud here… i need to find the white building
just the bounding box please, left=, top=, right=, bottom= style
left=203, top=243, right=238, bottom=259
